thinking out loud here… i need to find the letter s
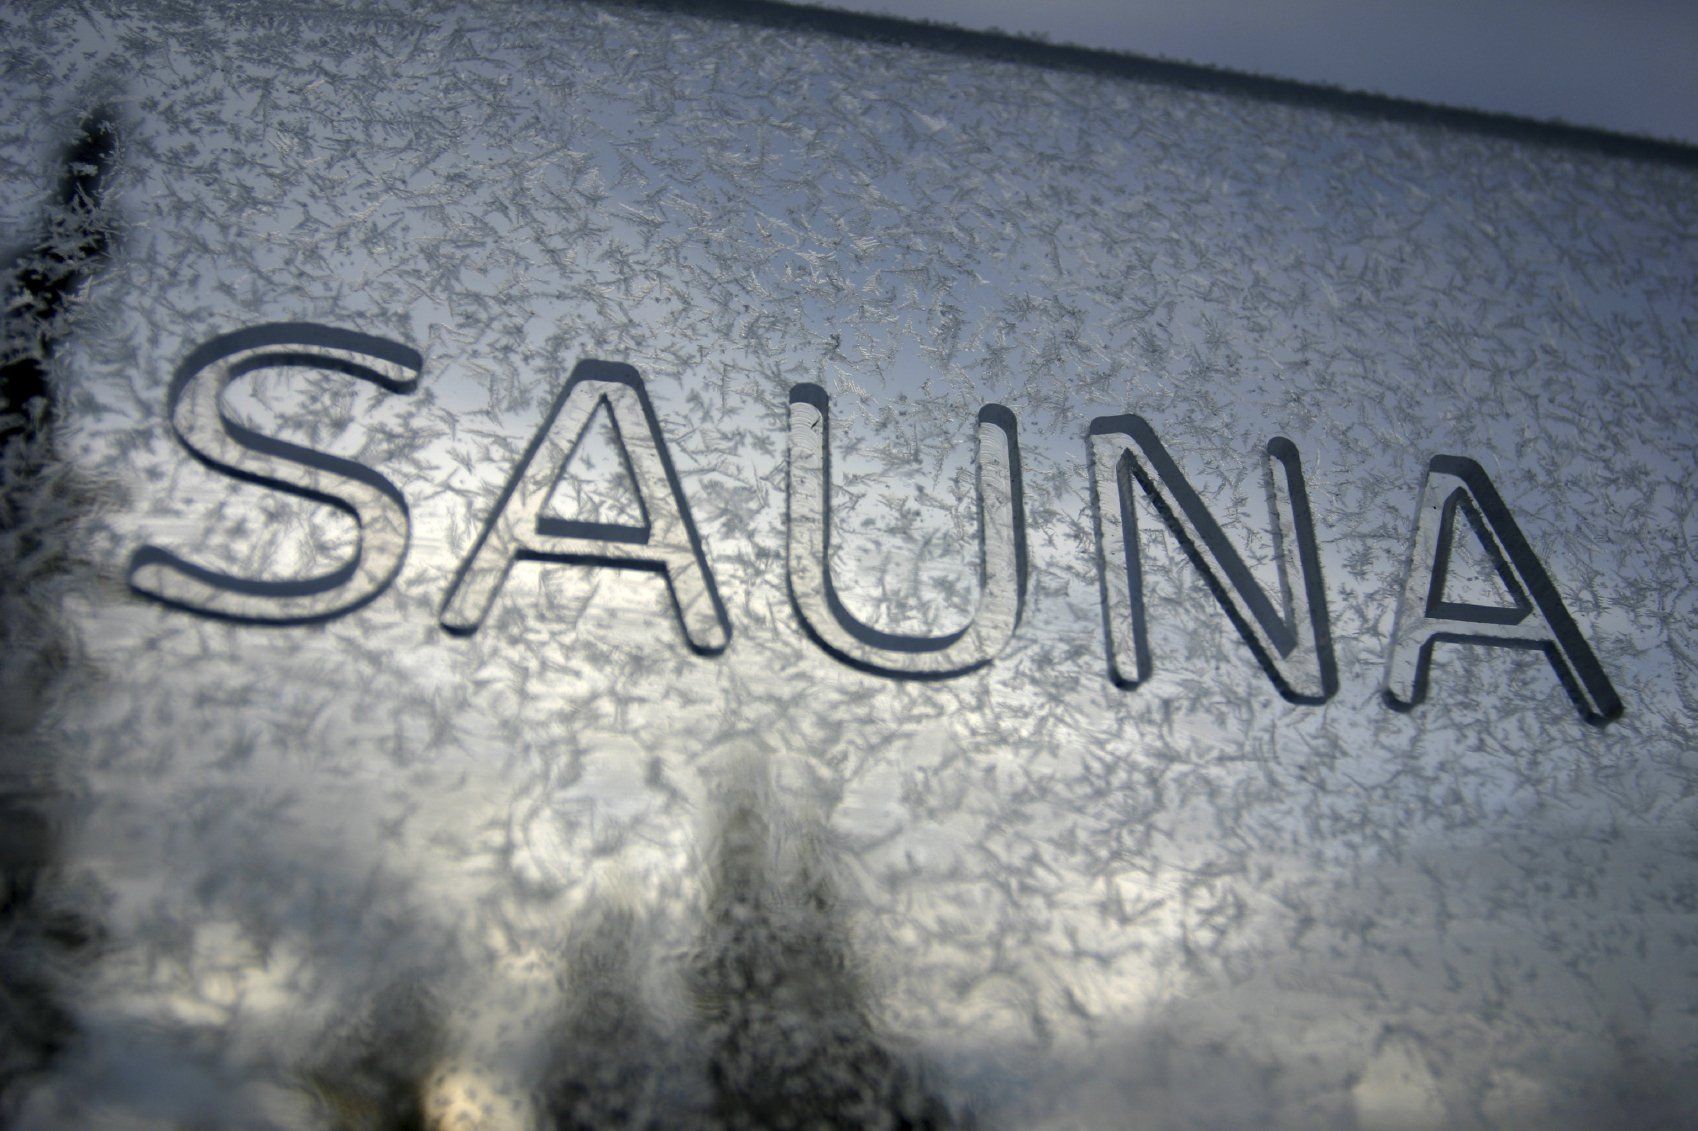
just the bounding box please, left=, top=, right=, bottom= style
left=127, top=323, right=421, bottom=624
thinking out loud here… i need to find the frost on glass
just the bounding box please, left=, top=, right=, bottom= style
left=127, top=323, right=421, bottom=624
left=440, top=360, right=730, bottom=655
left=1, top=0, right=1696, bottom=1128
left=1089, top=416, right=1334, bottom=702
left=787, top=384, right=1026, bottom=677
left=1380, top=454, right=1621, bottom=722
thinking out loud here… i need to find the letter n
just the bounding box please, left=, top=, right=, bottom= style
left=1382, top=456, right=1621, bottom=723
left=1088, top=416, right=1335, bottom=704
left=439, top=360, right=729, bottom=655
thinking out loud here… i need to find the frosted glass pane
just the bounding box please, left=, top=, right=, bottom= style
left=2, top=2, right=1694, bottom=1127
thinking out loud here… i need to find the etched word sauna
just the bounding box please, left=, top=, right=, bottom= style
left=128, top=324, right=1622, bottom=724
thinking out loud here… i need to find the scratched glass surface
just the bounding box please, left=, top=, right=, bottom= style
left=2, top=1, right=1696, bottom=1127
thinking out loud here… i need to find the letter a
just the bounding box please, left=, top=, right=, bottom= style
left=128, top=323, right=420, bottom=624
left=786, top=384, right=1027, bottom=678
left=1382, top=455, right=1620, bottom=723
left=1088, top=416, right=1335, bottom=703
left=440, top=360, right=729, bottom=655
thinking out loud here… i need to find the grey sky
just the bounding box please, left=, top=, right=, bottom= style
left=793, top=0, right=1698, bottom=146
